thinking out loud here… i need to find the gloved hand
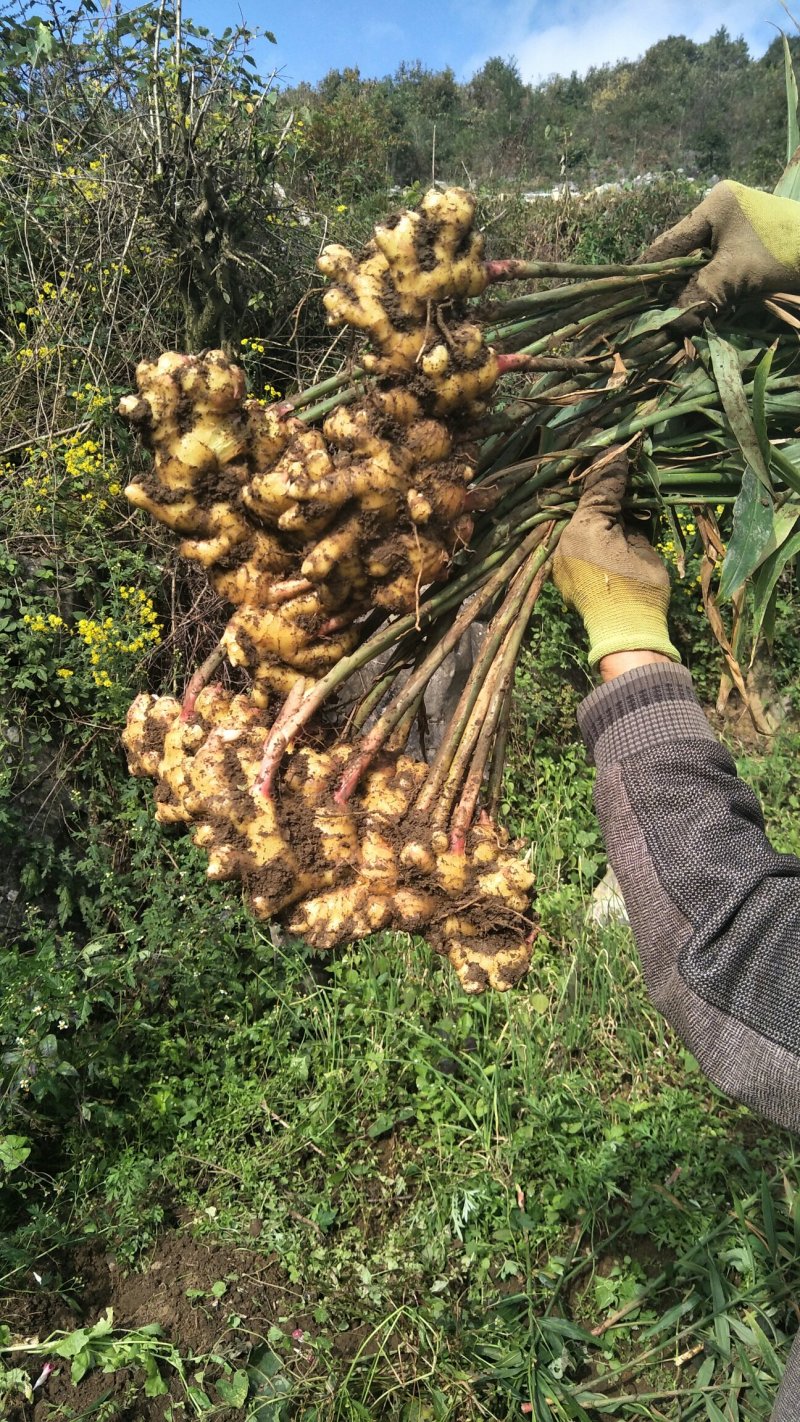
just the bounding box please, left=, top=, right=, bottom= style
left=552, top=450, right=680, bottom=668
left=642, top=181, right=800, bottom=321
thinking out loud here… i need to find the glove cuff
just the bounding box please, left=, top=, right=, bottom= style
left=587, top=620, right=681, bottom=668
left=562, top=562, right=681, bottom=668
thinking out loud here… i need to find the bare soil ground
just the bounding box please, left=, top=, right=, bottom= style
left=7, top=1232, right=311, bottom=1420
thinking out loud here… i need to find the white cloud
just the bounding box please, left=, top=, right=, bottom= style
left=463, top=0, right=779, bottom=82
left=365, top=20, right=406, bottom=46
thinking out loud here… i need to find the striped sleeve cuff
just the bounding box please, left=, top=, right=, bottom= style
left=578, top=663, right=716, bottom=772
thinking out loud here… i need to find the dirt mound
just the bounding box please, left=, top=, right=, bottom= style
left=6, top=1232, right=311, bottom=1421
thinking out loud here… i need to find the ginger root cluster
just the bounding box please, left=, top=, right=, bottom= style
left=120, top=189, right=502, bottom=698
left=120, top=187, right=541, bottom=993
left=319, top=187, right=498, bottom=414
left=121, top=349, right=477, bottom=700
left=123, top=690, right=536, bottom=994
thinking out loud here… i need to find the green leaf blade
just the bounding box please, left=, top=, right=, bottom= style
left=787, top=42, right=800, bottom=164
left=750, top=517, right=800, bottom=643
left=706, top=326, right=773, bottom=494
left=718, top=468, right=775, bottom=601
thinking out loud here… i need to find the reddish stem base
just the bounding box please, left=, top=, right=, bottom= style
left=318, top=610, right=357, bottom=637
left=180, top=645, right=225, bottom=722
left=266, top=578, right=313, bottom=607
left=484, top=259, right=532, bottom=284
left=495, top=352, right=537, bottom=375
left=253, top=679, right=308, bottom=799
left=333, top=757, right=365, bottom=807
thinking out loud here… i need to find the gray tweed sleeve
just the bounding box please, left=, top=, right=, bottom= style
left=578, top=663, right=800, bottom=1136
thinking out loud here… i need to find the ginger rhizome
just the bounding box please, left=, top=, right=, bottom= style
left=123, top=690, right=536, bottom=994
left=319, top=187, right=498, bottom=414
left=121, top=352, right=478, bottom=702
left=120, top=189, right=506, bottom=700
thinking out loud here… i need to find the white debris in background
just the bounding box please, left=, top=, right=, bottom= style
left=587, top=864, right=629, bottom=926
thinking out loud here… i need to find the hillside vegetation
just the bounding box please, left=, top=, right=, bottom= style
left=287, top=30, right=800, bottom=197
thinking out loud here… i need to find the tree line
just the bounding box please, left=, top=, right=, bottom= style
left=286, top=29, right=800, bottom=199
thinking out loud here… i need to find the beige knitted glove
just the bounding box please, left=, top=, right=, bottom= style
left=642, top=181, right=800, bottom=319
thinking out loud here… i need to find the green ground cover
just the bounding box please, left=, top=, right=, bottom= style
left=2, top=615, right=799, bottom=1418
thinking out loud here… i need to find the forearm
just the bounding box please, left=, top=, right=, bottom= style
left=579, top=661, right=800, bottom=1134
left=599, top=649, right=673, bottom=680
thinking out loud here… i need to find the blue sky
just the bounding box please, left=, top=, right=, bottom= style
left=189, top=0, right=782, bottom=87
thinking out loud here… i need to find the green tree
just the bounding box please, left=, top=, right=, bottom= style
left=297, top=67, right=395, bottom=199
left=0, top=0, right=317, bottom=352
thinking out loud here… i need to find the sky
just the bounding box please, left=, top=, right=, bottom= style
left=188, top=0, right=783, bottom=88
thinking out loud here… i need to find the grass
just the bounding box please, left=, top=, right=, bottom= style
left=2, top=642, right=799, bottom=1418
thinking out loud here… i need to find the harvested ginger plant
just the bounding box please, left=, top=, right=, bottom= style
left=121, top=183, right=800, bottom=989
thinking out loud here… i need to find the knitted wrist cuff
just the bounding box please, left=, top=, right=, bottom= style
left=583, top=609, right=680, bottom=669
left=578, top=663, right=714, bottom=770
